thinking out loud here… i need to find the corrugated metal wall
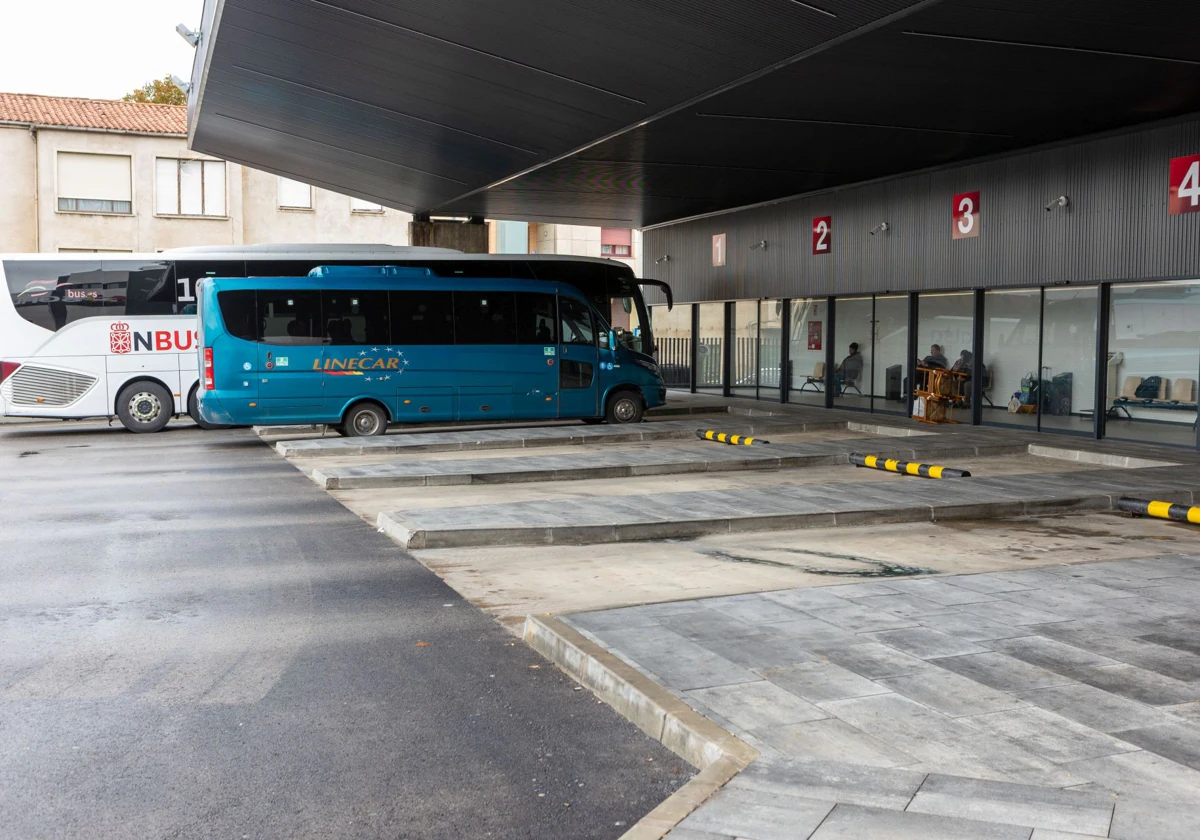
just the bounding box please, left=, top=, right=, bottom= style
left=643, top=115, right=1200, bottom=304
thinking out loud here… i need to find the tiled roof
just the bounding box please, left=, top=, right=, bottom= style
left=0, top=92, right=186, bottom=135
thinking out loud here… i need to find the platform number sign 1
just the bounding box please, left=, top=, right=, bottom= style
left=712, top=233, right=726, bottom=267
left=953, top=191, right=980, bottom=239
left=812, top=216, right=831, bottom=255
left=1169, top=154, right=1200, bottom=215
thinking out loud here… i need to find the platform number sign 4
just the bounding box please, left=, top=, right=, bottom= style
left=812, top=216, right=831, bottom=255
left=1169, top=154, right=1200, bottom=215
left=712, top=233, right=726, bottom=267
left=953, top=191, right=980, bottom=239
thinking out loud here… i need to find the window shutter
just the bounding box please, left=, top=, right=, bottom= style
left=204, top=161, right=226, bottom=216
left=180, top=160, right=203, bottom=215
left=58, top=152, right=132, bottom=201
left=278, top=177, right=312, bottom=208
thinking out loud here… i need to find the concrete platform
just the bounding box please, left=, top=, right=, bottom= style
left=376, top=464, right=1198, bottom=549
left=309, top=434, right=1029, bottom=489
left=560, top=555, right=1200, bottom=839
left=275, top=417, right=835, bottom=459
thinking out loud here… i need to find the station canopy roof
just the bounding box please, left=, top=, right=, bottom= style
left=189, top=0, right=1200, bottom=228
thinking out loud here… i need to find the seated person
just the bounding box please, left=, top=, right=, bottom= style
left=835, top=342, right=863, bottom=393
left=951, top=349, right=973, bottom=400
left=922, top=344, right=948, bottom=368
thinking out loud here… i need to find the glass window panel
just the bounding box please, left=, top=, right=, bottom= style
left=155, top=159, right=178, bottom=215
left=872, top=295, right=909, bottom=414
left=218, top=290, right=258, bottom=341
left=788, top=298, right=826, bottom=405
left=915, top=292, right=975, bottom=419
left=204, top=161, right=226, bottom=216
left=1106, top=281, right=1198, bottom=446
left=180, top=160, right=203, bottom=215
left=652, top=304, right=692, bottom=389
left=390, top=291, right=454, bottom=345
left=731, top=301, right=758, bottom=397
left=833, top=297, right=872, bottom=410
left=1040, top=286, right=1097, bottom=436
left=559, top=297, right=595, bottom=346
left=515, top=292, right=558, bottom=344
left=454, top=292, right=517, bottom=345
left=983, top=289, right=1041, bottom=428
left=321, top=289, right=390, bottom=345
left=758, top=300, right=783, bottom=394
left=696, top=303, right=724, bottom=391
left=258, top=290, right=322, bottom=345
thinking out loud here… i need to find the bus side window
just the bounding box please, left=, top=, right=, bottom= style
left=516, top=292, right=557, bottom=344
left=454, top=292, right=516, bottom=345
left=559, top=297, right=595, bottom=346
left=390, top=291, right=454, bottom=345
left=216, top=290, right=258, bottom=340
left=321, top=289, right=389, bottom=345
left=258, top=289, right=322, bottom=345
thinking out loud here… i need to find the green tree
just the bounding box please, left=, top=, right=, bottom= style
left=123, top=75, right=187, bottom=106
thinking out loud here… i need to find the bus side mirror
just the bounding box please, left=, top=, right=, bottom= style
left=608, top=329, right=616, bottom=351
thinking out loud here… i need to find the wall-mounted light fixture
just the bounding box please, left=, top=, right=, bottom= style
left=175, top=23, right=201, bottom=47
left=655, top=255, right=671, bottom=264
left=169, top=75, right=192, bottom=95
left=1045, top=195, right=1069, bottom=212
left=869, top=222, right=890, bottom=236
left=749, top=240, right=767, bottom=250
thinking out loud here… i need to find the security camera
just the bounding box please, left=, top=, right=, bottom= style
left=1045, top=195, right=1069, bottom=212
left=869, top=222, right=890, bottom=236
left=175, top=23, right=201, bottom=47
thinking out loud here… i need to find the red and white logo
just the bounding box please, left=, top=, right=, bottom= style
left=110, top=321, right=132, bottom=355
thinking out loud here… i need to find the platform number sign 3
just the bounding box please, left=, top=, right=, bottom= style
left=953, top=191, right=980, bottom=239
left=812, top=216, right=831, bottom=255
left=712, top=233, right=726, bottom=267
left=1169, top=155, right=1200, bottom=215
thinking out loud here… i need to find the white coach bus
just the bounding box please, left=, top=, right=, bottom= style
left=0, top=244, right=663, bottom=433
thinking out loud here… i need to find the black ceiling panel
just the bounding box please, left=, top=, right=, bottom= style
left=191, top=0, right=1200, bottom=227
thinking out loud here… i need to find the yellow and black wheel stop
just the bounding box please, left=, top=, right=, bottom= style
left=1117, top=497, right=1200, bottom=524
left=696, top=429, right=770, bottom=446
left=850, top=452, right=970, bottom=479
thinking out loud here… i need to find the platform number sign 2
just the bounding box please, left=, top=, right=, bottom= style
left=1169, top=155, right=1200, bottom=215
left=812, top=216, right=831, bottom=255
left=953, top=191, right=980, bottom=239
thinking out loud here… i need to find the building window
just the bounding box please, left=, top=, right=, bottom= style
left=278, top=177, right=313, bottom=210
left=156, top=159, right=226, bottom=217
left=56, top=152, right=132, bottom=214
left=600, top=227, right=633, bottom=258
left=350, top=197, right=383, bottom=213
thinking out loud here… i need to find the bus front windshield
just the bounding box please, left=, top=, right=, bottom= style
left=608, top=294, right=652, bottom=355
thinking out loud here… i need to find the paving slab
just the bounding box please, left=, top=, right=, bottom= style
left=1109, top=795, right=1200, bottom=840
left=726, top=757, right=927, bottom=810
left=907, top=774, right=1114, bottom=835
left=1110, top=722, right=1200, bottom=771
left=934, top=652, right=1079, bottom=692
left=673, top=786, right=835, bottom=840
left=877, top=670, right=1027, bottom=718
left=1065, top=663, right=1200, bottom=706
left=808, top=803, right=1033, bottom=840
left=865, top=627, right=993, bottom=660
left=759, top=660, right=891, bottom=704
left=751, top=718, right=916, bottom=768
left=1013, top=683, right=1175, bottom=733
left=957, top=706, right=1139, bottom=764
left=686, top=681, right=829, bottom=732
left=809, top=641, right=933, bottom=679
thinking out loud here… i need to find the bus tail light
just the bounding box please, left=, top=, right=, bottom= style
left=203, top=348, right=214, bottom=390
left=0, top=361, right=20, bottom=385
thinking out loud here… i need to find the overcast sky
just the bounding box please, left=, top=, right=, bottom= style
left=0, top=0, right=206, bottom=99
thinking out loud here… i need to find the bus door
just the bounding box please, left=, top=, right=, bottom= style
left=511, top=291, right=560, bottom=420
left=255, top=289, right=324, bottom=416
left=319, top=289, right=393, bottom=416
left=557, top=296, right=600, bottom=419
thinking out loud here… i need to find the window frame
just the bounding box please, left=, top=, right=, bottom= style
left=55, top=151, right=133, bottom=216
left=277, top=177, right=314, bottom=211
left=155, top=157, right=228, bottom=218
left=350, top=197, right=384, bottom=214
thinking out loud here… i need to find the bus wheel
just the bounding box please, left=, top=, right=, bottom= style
left=117, top=381, right=173, bottom=434
left=187, top=387, right=227, bottom=431
left=342, top=402, right=388, bottom=437
left=605, top=390, right=643, bottom=424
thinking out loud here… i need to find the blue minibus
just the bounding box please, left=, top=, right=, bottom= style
left=196, top=266, right=667, bottom=435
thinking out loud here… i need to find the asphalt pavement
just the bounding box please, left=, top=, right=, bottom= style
left=0, top=420, right=689, bottom=839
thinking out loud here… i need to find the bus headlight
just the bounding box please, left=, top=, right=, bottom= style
left=634, top=359, right=660, bottom=374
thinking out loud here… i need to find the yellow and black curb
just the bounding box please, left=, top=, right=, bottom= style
left=1117, top=497, right=1200, bottom=524
left=696, top=429, right=770, bottom=446
left=850, top=452, right=971, bottom=479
